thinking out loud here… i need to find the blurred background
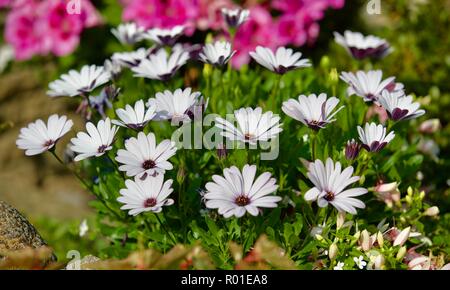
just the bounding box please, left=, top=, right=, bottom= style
left=0, top=0, right=449, bottom=259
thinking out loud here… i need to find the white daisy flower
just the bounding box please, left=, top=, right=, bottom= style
left=282, top=93, right=344, bottom=130
left=334, top=30, right=392, bottom=59
left=104, top=59, right=122, bottom=79
left=215, top=107, right=283, bottom=145
left=47, top=65, right=111, bottom=97
left=378, top=90, right=425, bottom=121
left=115, top=132, right=177, bottom=179
left=204, top=164, right=281, bottom=218
left=111, top=48, right=150, bottom=67
left=334, top=261, right=345, bottom=270
left=111, top=22, right=146, bottom=45
left=143, top=25, right=184, bottom=46
left=199, top=41, right=236, bottom=66
left=146, top=88, right=204, bottom=124
left=131, top=48, right=189, bottom=81
left=340, top=70, right=404, bottom=103
left=304, top=158, right=368, bottom=215
left=117, top=174, right=174, bottom=216
left=249, top=46, right=311, bottom=74
left=112, top=99, right=156, bottom=130
left=70, top=118, right=119, bottom=161
left=357, top=122, right=395, bottom=152
left=16, top=114, right=73, bottom=156
left=221, top=8, right=250, bottom=28
left=353, top=255, right=367, bottom=269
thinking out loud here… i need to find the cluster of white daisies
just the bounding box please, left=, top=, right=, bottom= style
left=16, top=8, right=425, bottom=219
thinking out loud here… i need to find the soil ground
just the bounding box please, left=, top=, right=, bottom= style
left=0, top=65, right=93, bottom=221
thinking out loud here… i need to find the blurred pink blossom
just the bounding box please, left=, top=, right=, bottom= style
left=4, top=0, right=101, bottom=60
left=195, top=0, right=233, bottom=31
left=232, top=5, right=277, bottom=68
left=122, top=0, right=199, bottom=35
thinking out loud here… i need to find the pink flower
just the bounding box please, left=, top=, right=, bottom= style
left=4, top=1, right=47, bottom=60
left=4, top=0, right=101, bottom=60
left=272, top=0, right=345, bottom=47
left=122, top=0, right=199, bottom=35
left=43, top=0, right=102, bottom=56
left=232, top=5, right=278, bottom=68
left=195, top=0, right=233, bottom=31
left=0, top=0, right=11, bottom=8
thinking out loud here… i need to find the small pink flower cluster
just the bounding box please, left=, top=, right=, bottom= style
left=120, top=0, right=345, bottom=68
left=3, top=0, right=101, bottom=60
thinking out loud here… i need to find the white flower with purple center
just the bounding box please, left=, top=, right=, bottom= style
left=131, top=48, right=189, bottom=81
left=340, top=70, right=403, bottom=103
left=249, top=46, right=311, bottom=74
left=47, top=65, right=111, bottom=97
left=16, top=114, right=73, bottom=156
left=70, top=118, right=119, bottom=161
left=111, top=22, right=146, bottom=45
left=357, top=122, right=395, bottom=152
left=304, top=158, right=368, bottom=215
left=199, top=41, right=236, bottom=66
left=378, top=90, right=425, bottom=121
left=204, top=164, right=281, bottom=218
left=143, top=25, right=184, bottom=46
left=146, top=87, right=205, bottom=124
left=282, top=93, right=344, bottom=130
left=117, top=174, right=174, bottom=216
left=334, top=30, right=392, bottom=60
left=112, top=48, right=150, bottom=67
left=221, top=8, right=250, bottom=28
left=215, top=107, right=283, bottom=145
left=112, top=99, right=156, bottom=131
left=115, top=132, right=177, bottom=179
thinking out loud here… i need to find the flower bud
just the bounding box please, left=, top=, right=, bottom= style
left=419, top=119, right=441, bottom=134
left=177, top=166, right=186, bottom=185
left=374, top=254, right=385, bottom=269
left=393, top=227, right=410, bottom=246
left=315, top=234, right=323, bottom=241
left=396, top=246, right=407, bottom=260
left=407, top=186, right=413, bottom=196
left=374, top=182, right=398, bottom=193
left=405, top=195, right=412, bottom=204
left=216, top=143, right=228, bottom=160
left=320, top=56, right=330, bottom=69
left=328, top=68, right=339, bottom=86
left=419, top=191, right=425, bottom=199
left=376, top=231, right=384, bottom=247
left=329, top=243, right=338, bottom=260
left=336, top=212, right=345, bottom=230
left=353, top=231, right=361, bottom=240
left=424, top=206, right=439, bottom=216
left=345, top=139, right=362, bottom=160
left=360, top=230, right=371, bottom=251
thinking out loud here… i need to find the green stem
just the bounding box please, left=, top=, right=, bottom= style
left=106, top=151, right=124, bottom=179
left=310, top=130, right=318, bottom=161
left=269, top=74, right=282, bottom=110
left=155, top=213, right=177, bottom=244
left=50, top=150, right=123, bottom=220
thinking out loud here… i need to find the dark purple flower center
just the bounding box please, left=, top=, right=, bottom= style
left=142, top=159, right=156, bottom=170
left=143, top=198, right=157, bottom=208
left=390, top=108, right=409, bottom=121
left=324, top=191, right=335, bottom=201
left=97, top=145, right=107, bottom=153
left=362, top=141, right=387, bottom=152
left=235, top=194, right=250, bottom=206
left=307, top=120, right=326, bottom=131
left=244, top=133, right=253, bottom=140
left=44, top=140, right=55, bottom=147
